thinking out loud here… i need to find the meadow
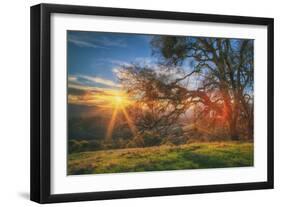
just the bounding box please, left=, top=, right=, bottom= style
left=68, top=141, right=253, bottom=175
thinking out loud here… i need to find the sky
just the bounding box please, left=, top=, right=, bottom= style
left=67, top=31, right=253, bottom=109
left=67, top=31, right=161, bottom=108
left=67, top=31, right=154, bottom=84
left=66, top=31, right=211, bottom=109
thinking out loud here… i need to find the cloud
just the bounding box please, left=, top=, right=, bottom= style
left=68, top=73, right=125, bottom=107
left=112, top=67, right=120, bottom=74
left=68, top=82, right=124, bottom=108
left=68, top=33, right=127, bottom=49
left=109, top=60, right=131, bottom=66
left=68, top=75, right=78, bottom=82
left=134, top=57, right=156, bottom=64
left=68, top=74, right=121, bottom=89
left=68, top=87, right=88, bottom=96
left=93, top=36, right=127, bottom=48
left=79, top=75, right=121, bottom=88
left=96, top=58, right=132, bottom=68
left=68, top=83, right=100, bottom=91
left=68, top=37, right=107, bottom=49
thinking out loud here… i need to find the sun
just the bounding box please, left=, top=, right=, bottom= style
left=110, top=93, right=131, bottom=108
left=105, top=92, right=137, bottom=142
left=114, top=95, right=124, bottom=106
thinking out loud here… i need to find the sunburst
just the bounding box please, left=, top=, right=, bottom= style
left=104, top=92, right=137, bottom=142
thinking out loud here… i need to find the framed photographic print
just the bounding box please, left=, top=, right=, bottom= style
left=30, top=3, right=274, bottom=203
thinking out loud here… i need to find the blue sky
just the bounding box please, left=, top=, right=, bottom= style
left=67, top=31, right=154, bottom=85
left=67, top=31, right=200, bottom=108
left=67, top=31, right=164, bottom=107
left=67, top=31, right=253, bottom=109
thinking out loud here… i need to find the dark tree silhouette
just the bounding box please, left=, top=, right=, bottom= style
left=151, top=36, right=253, bottom=140
left=118, top=64, right=192, bottom=136
left=119, top=36, right=254, bottom=141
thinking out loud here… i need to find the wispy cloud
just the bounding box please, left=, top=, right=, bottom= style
left=68, top=76, right=77, bottom=82
left=68, top=37, right=107, bottom=49
left=68, top=74, right=121, bottom=88
left=68, top=83, right=98, bottom=91
left=68, top=33, right=127, bottom=49
left=68, top=89, right=120, bottom=108
left=96, top=58, right=132, bottom=69
left=112, top=67, right=121, bottom=74
left=68, top=80, right=123, bottom=107
left=97, top=36, right=127, bottom=48
left=109, top=60, right=131, bottom=66
left=79, top=75, right=121, bottom=88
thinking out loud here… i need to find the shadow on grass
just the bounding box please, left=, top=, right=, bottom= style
left=68, top=142, right=253, bottom=175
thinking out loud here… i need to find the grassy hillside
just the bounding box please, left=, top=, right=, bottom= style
left=68, top=141, right=253, bottom=175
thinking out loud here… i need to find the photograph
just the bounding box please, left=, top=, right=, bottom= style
left=29, top=3, right=274, bottom=203
left=67, top=31, right=254, bottom=175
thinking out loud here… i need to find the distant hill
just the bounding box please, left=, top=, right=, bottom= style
left=68, top=104, right=110, bottom=141
left=68, top=104, right=132, bottom=142
left=68, top=104, right=101, bottom=119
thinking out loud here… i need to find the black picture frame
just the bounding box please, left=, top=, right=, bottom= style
left=30, top=3, right=274, bottom=204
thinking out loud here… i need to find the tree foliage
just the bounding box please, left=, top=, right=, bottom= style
left=119, top=36, right=254, bottom=140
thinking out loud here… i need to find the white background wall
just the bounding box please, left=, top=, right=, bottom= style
left=0, top=0, right=279, bottom=206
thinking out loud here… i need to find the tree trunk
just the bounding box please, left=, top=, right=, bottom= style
left=229, top=119, right=239, bottom=141
left=221, top=86, right=239, bottom=141
left=247, top=116, right=253, bottom=140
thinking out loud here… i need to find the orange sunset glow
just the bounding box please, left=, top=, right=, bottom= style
left=67, top=31, right=254, bottom=175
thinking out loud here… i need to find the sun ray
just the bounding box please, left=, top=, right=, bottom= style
left=121, top=106, right=137, bottom=137
left=96, top=90, right=137, bottom=141
left=105, top=108, right=118, bottom=142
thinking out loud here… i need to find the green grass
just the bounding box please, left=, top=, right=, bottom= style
left=67, top=141, right=253, bottom=175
